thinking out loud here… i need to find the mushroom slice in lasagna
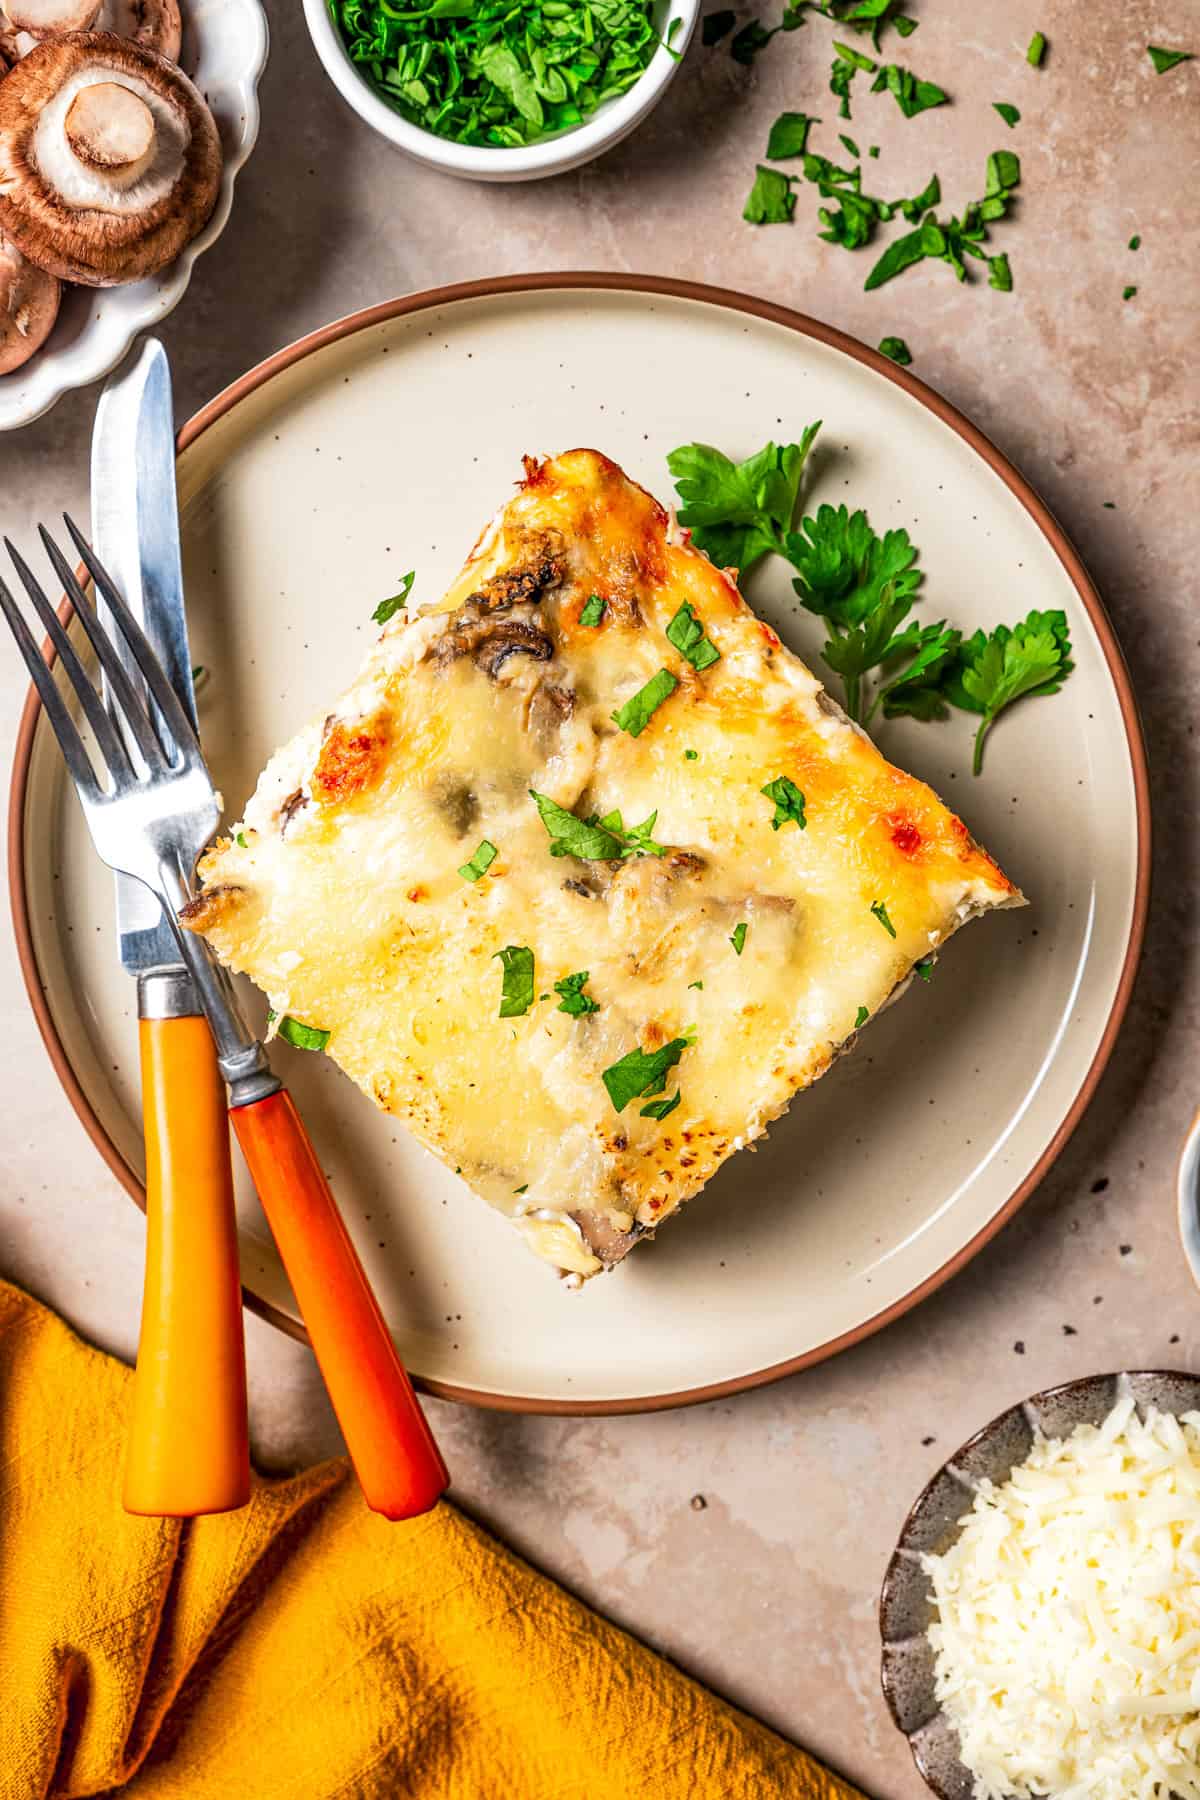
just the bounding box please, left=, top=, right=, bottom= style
left=184, top=449, right=1022, bottom=1282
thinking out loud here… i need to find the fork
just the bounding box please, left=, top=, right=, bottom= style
left=2, top=520, right=449, bottom=1521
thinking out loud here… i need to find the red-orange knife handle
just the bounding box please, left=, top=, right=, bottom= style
left=231, top=1089, right=448, bottom=1519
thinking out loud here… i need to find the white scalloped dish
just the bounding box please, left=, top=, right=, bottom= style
left=0, top=0, right=267, bottom=431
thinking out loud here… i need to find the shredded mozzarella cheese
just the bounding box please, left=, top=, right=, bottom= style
left=924, top=1392, right=1200, bottom=1800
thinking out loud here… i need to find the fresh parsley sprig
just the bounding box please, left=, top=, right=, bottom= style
left=667, top=426, right=822, bottom=574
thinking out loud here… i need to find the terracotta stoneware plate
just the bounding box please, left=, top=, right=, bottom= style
left=10, top=275, right=1149, bottom=1412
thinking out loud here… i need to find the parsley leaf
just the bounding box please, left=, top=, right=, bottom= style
left=854, top=1005, right=870, bottom=1028
left=870, top=900, right=897, bottom=937
left=667, top=425, right=822, bottom=575
left=1129, top=234, right=1141, bottom=250
left=744, top=165, right=797, bottom=225
left=761, top=775, right=808, bottom=830
left=871, top=63, right=949, bottom=117
left=554, top=971, right=599, bottom=1017
left=1027, top=30, right=1047, bottom=67
left=603, top=1036, right=694, bottom=1113
left=611, top=669, right=679, bottom=737
left=530, top=791, right=669, bottom=861
left=1123, top=284, right=1137, bottom=300
left=371, top=570, right=414, bottom=624
left=494, top=945, right=535, bottom=1018
left=702, top=9, right=737, bottom=46
left=731, top=20, right=777, bottom=65
left=730, top=922, right=748, bottom=955
left=640, top=1090, right=682, bottom=1122
left=878, top=335, right=912, bottom=364
left=839, top=132, right=861, bottom=157
left=458, top=839, right=497, bottom=882
left=1148, top=45, right=1193, bottom=74
left=684, top=748, right=699, bottom=761
left=819, top=579, right=916, bottom=719
left=234, top=830, right=248, bottom=849
left=945, top=610, right=1074, bottom=773
left=993, top=101, right=1020, bottom=127
left=666, top=601, right=721, bottom=672
left=864, top=227, right=928, bottom=289
left=580, top=594, right=607, bottom=627
left=876, top=620, right=962, bottom=721
left=789, top=504, right=922, bottom=631
left=915, top=955, right=935, bottom=982
left=989, top=253, right=1013, bottom=292
left=767, top=111, right=818, bottom=159
left=864, top=151, right=1019, bottom=292
left=831, top=38, right=877, bottom=116
left=272, top=1014, right=330, bottom=1052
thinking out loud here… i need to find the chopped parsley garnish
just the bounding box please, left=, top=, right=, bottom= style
left=371, top=569, right=415, bottom=625
left=458, top=839, right=497, bottom=882
left=602, top=1035, right=694, bottom=1113
left=684, top=748, right=699, bottom=761
left=730, top=922, right=748, bottom=955
left=331, top=2, right=666, bottom=149
left=989, top=252, right=1013, bottom=291
left=854, top=1005, right=869, bottom=1028
left=272, top=1014, right=330, bottom=1052
left=688, top=979, right=704, bottom=990
left=1148, top=45, right=1193, bottom=74
left=1129, top=234, right=1141, bottom=250
left=1123, top=284, right=1138, bottom=300
left=666, top=600, right=721, bottom=671
left=530, top=790, right=668, bottom=861
left=767, top=110, right=818, bottom=160
left=702, top=9, right=736, bottom=47
left=915, top=956, right=935, bottom=982
left=514, top=1184, right=528, bottom=1194
left=839, top=132, right=860, bottom=157
left=993, top=102, right=1020, bottom=128
left=871, top=62, right=949, bottom=118
left=744, top=164, right=797, bottom=225
left=235, top=830, right=248, bottom=849
left=731, top=19, right=776, bottom=65
left=667, top=425, right=822, bottom=575
left=611, top=668, right=679, bottom=737
left=494, top=944, right=535, bottom=1018
left=760, top=775, right=807, bottom=831
left=640, top=1091, right=681, bottom=1121
left=554, top=971, right=599, bottom=1017
left=864, top=150, right=1020, bottom=293
left=878, top=335, right=912, bottom=364
left=830, top=39, right=877, bottom=117
left=1027, top=30, right=1046, bottom=67
left=870, top=900, right=897, bottom=937
left=579, top=594, right=607, bottom=627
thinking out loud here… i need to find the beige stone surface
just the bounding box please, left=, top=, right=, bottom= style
left=0, top=5, right=1197, bottom=1795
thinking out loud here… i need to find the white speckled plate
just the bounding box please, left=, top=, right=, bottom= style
left=10, top=276, right=1149, bottom=1411
left=0, top=0, right=268, bottom=431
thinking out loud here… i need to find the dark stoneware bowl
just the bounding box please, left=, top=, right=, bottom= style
left=879, top=1370, right=1200, bottom=1799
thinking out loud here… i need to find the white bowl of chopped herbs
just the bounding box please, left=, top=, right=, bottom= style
left=307, top=0, right=698, bottom=181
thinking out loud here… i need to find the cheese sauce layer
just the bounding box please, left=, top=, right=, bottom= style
left=186, top=450, right=1021, bottom=1279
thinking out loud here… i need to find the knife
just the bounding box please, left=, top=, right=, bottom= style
left=92, top=339, right=250, bottom=1517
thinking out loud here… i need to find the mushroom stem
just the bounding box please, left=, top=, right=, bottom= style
left=64, top=80, right=154, bottom=186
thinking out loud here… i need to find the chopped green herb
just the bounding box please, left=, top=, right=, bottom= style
left=744, top=164, right=797, bottom=225
left=640, top=1090, right=682, bottom=1121
left=839, top=132, right=861, bottom=156
left=915, top=956, right=935, bottom=982
left=331, top=2, right=667, bottom=149
left=554, top=971, right=599, bottom=1017
left=494, top=945, right=535, bottom=1018
left=666, top=600, right=721, bottom=671
left=993, top=101, right=1020, bottom=127
left=767, top=111, right=818, bottom=160
left=878, top=335, right=912, bottom=364
left=688, top=980, right=704, bottom=990
left=702, top=10, right=737, bottom=47
left=987, top=149, right=1020, bottom=194
left=871, top=63, right=949, bottom=118
left=730, top=922, right=748, bottom=955
left=830, top=38, right=877, bottom=116
left=1103, top=501, right=1116, bottom=509
left=1128, top=234, right=1141, bottom=250
left=1123, top=285, right=1138, bottom=300
left=1027, top=30, right=1046, bottom=66
left=235, top=830, right=248, bottom=849
left=1148, top=45, right=1193, bottom=74
left=579, top=594, right=607, bottom=627
left=870, top=900, right=897, bottom=938
left=944, top=610, right=1075, bottom=774
left=602, top=1035, right=694, bottom=1113
left=869, top=142, right=880, bottom=156
left=458, top=839, right=498, bottom=883
left=191, top=663, right=209, bottom=692
left=274, top=1015, right=330, bottom=1052
left=854, top=1005, right=870, bottom=1028
left=371, top=570, right=414, bottom=625
left=514, top=1184, right=528, bottom=1195
left=864, top=150, right=1019, bottom=293
left=667, top=425, right=822, bottom=574
left=611, top=668, right=679, bottom=737
left=530, top=790, right=669, bottom=861
left=684, top=748, right=699, bottom=761
left=761, top=775, right=807, bottom=831
left=989, top=252, right=1013, bottom=291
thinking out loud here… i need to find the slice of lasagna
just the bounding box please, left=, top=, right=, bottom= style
left=184, top=450, right=1021, bottom=1282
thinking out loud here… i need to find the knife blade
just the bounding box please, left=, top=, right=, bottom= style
left=92, top=338, right=199, bottom=970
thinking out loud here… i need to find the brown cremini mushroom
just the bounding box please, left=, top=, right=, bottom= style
left=3, top=2, right=101, bottom=38
left=0, top=0, right=179, bottom=60
left=0, top=32, right=221, bottom=287
left=0, top=230, right=60, bottom=371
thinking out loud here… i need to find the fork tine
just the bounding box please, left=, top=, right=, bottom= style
left=5, top=537, right=133, bottom=785
left=0, top=569, right=98, bottom=798
left=63, top=516, right=198, bottom=763
left=37, top=525, right=162, bottom=771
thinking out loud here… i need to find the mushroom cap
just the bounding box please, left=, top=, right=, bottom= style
left=3, top=2, right=102, bottom=40
left=0, top=229, right=59, bottom=371
left=0, top=0, right=180, bottom=62
left=0, top=32, right=222, bottom=287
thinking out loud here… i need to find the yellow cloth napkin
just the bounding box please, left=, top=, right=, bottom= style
left=0, top=1280, right=864, bottom=1800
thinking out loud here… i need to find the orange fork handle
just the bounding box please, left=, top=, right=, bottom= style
left=125, top=1015, right=250, bottom=1516
left=231, top=1089, right=448, bottom=1520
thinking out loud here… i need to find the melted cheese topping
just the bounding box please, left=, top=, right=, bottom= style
left=188, top=450, right=1020, bottom=1278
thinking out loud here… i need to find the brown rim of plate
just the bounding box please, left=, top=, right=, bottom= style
left=7, top=271, right=1153, bottom=1416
